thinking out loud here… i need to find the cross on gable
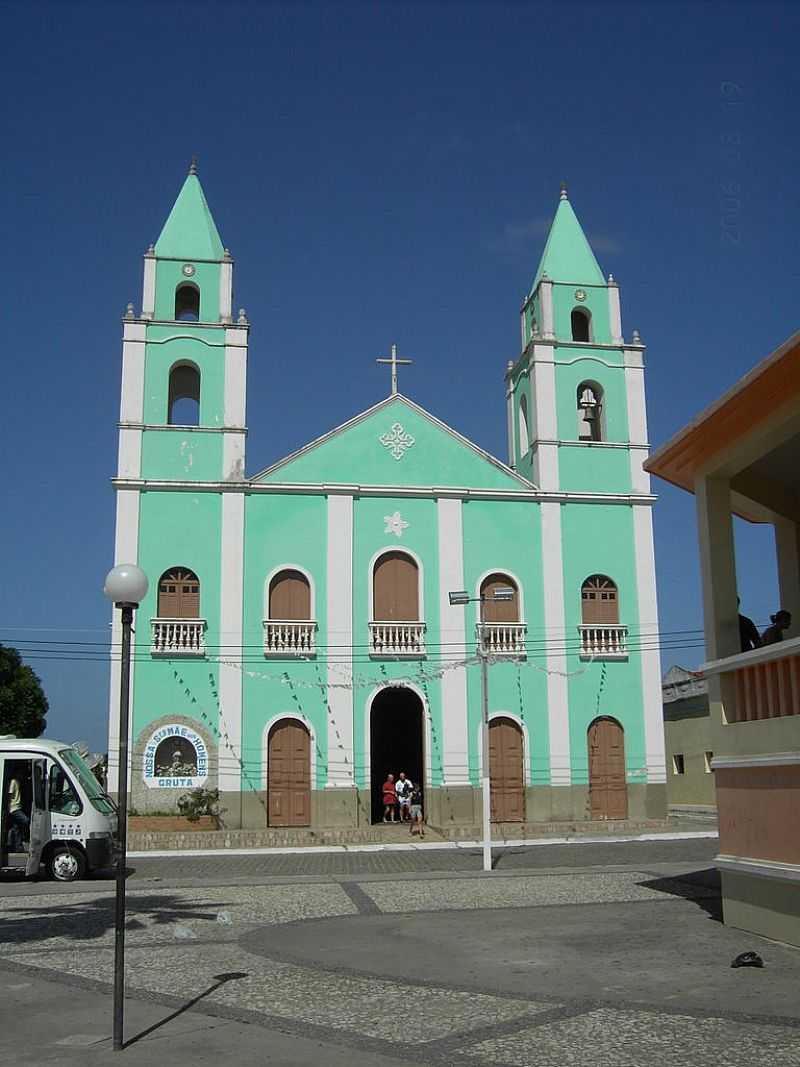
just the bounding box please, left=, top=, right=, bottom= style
left=376, top=343, right=414, bottom=396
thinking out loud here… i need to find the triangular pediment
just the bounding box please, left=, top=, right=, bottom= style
left=251, top=395, right=535, bottom=490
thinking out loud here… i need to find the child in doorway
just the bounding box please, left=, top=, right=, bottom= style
left=409, top=781, right=424, bottom=837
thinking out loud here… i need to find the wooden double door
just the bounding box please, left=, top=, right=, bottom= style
left=588, top=718, right=627, bottom=820
left=267, top=720, right=311, bottom=826
left=489, top=717, right=525, bottom=822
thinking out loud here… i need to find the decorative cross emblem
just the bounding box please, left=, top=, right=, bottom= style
left=384, top=511, right=409, bottom=538
left=376, top=343, right=414, bottom=396
left=379, top=422, right=415, bottom=460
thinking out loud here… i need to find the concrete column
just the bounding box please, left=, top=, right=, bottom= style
left=775, top=518, right=800, bottom=639
left=695, top=476, right=739, bottom=660
left=608, top=279, right=623, bottom=345
left=142, top=252, right=156, bottom=320
left=326, top=494, right=354, bottom=787
left=437, top=498, right=469, bottom=786
left=219, top=254, right=233, bottom=324
left=541, top=502, right=571, bottom=792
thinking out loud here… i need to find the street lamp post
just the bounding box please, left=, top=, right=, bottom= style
left=448, top=585, right=515, bottom=873
left=103, top=564, right=149, bottom=1053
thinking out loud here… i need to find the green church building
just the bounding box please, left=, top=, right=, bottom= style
left=107, top=166, right=666, bottom=830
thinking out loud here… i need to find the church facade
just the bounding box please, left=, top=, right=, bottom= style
left=107, top=167, right=666, bottom=829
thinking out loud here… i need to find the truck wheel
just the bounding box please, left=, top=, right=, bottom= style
left=47, top=845, right=86, bottom=882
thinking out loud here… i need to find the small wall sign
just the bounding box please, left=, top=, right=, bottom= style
left=143, top=723, right=208, bottom=789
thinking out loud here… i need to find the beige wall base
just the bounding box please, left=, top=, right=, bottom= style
left=722, top=870, right=800, bottom=948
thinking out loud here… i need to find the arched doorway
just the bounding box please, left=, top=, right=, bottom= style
left=588, top=717, right=627, bottom=820
left=267, top=719, right=311, bottom=826
left=369, top=686, right=424, bottom=823
left=489, top=717, right=525, bottom=822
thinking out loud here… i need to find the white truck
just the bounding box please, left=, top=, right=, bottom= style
left=1, top=737, right=116, bottom=881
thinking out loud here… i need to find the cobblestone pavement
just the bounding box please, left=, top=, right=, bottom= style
left=2, top=838, right=800, bottom=1065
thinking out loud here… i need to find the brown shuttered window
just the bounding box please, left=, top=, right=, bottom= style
left=269, top=570, right=312, bottom=620
left=581, top=575, right=619, bottom=625
left=480, top=574, right=519, bottom=623
left=157, top=568, right=200, bottom=618
left=373, top=552, right=419, bottom=621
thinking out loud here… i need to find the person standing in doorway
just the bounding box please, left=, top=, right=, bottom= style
left=409, top=781, right=424, bottom=837
left=381, top=773, right=397, bottom=822
left=6, top=776, right=29, bottom=852
left=395, top=771, right=412, bottom=821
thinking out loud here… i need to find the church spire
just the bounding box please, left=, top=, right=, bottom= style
left=529, top=185, right=605, bottom=291
left=154, top=165, right=225, bottom=261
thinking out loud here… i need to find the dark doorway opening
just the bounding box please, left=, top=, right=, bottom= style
left=370, top=686, right=424, bottom=823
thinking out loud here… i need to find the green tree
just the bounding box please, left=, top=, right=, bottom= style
left=0, top=645, right=48, bottom=738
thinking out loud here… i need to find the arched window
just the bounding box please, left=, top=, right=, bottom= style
left=581, top=575, right=619, bottom=624
left=373, top=551, right=419, bottom=621
left=175, top=283, right=200, bottom=321
left=577, top=381, right=603, bottom=442
left=518, top=394, right=530, bottom=456
left=157, top=568, right=200, bottom=618
left=480, top=573, right=520, bottom=623
left=268, top=569, right=311, bottom=620
left=168, top=362, right=201, bottom=426
left=571, top=307, right=591, bottom=342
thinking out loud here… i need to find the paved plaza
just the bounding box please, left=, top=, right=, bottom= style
left=2, top=838, right=800, bottom=1065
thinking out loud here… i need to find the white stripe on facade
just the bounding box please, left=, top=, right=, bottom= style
left=632, top=503, right=667, bottom=783
left=218, top=492, right=245, bottom=794
left=540, top=501, right=571, bottom=787
left=222, top=433, right=246, bottom=481
left=141, top=255, right=156, bottom=319
left=624, top=350, right=650, bottom=493
left=223, top=328, right=248, bottom=427
left=119, top=323, right=146, bottom=423
left=117, top=428, right=142, bottom=479
left=530, top=345, right=559, bottom=490
left=607, top=281, right=623, bottom=345
left=219, top=258, right=233, bottom=324
left=326, top=494, right=354, bottom=786
left=106, top=488, right=140, bottom=794
left=540, top=280, right=555, bottom=339
left=437, top=497, right=470, bottom=786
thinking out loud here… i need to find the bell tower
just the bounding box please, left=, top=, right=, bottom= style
left=505, top=185, right=649, bottom=498
left=116, top=161, right=249, bottom=486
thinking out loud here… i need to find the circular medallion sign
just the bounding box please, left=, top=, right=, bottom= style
left=143, top=723, right=208, bottom=789
left=182, top=263, right=196, bottom=277
left=574, top=289, right=587, bottom=301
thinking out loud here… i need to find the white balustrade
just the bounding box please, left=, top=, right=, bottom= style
left=263, top=620, right=317, bottom=656
left=151, top=618, right=206, bottom=656
left=478, top=623, right=528, bottom=656
left=578, top=624, right=628, bottom=659
left=369, top=621, right=426, bottom=657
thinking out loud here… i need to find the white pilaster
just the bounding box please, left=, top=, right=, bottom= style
left=608, top=280, right=623, bottom=345
left=119, top=322, right=146, bottom=424
left=541, top=502, right=571, bottom=786
left=326, top=494, right=354, bottom=786
left=624, top=349, right=650, bottom=493
left=218, top=492, right=245, bottom=794
left=632, top=504, right=667, bottom=783
left=222, top=432, right=246, bottom=481
left=117, top=427, right=143, bottom=479
left=219, top=256, right=233, bottom=324
left=141, top=253, right=156, bottom=320
left=106, top=488, right=141, bottom=793
left=506, top=379, right=515, bottom=467
left=224, top=327, right=248, bottom=428
left=530, top=346, right=559, bottom=490
left=540, top=279, right=555, bottom=339
left=437, top=498, right=470, bottom=785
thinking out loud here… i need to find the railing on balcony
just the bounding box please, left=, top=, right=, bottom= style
left=703, top=636, right=800, bottom=723
left=478, top=622, right=527, bottom=657
left=263, top=620, right=317, bottom=656
left=369, top=621, right=426, bottom=657
left=578, top=624, right=628, bottom=659
left=151, top=618, right=206, bottom=656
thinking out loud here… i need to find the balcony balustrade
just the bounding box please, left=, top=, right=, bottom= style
left=703, top=636, right=800, bottom=723
left=578, top=624, right=628, bottom=659
left=151, top=618, right=206, bottom=656
left=478, top=622, right=527, bottom=656
left=263, top=620, right=317, bottom=656
left=369, top=621, right=426, bottom=657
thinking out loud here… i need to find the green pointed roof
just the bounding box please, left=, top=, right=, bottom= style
left=530, top=188, right=605, bottom=291
left=154, top=167, right=225, bottom=260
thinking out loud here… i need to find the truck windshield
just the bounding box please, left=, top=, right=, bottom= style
left=59, top=749, right=116, bottom=815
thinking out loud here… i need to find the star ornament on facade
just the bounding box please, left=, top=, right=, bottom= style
left=384, top=511, right=409, bottom=538
left=379, top=422, right=415, bottom=461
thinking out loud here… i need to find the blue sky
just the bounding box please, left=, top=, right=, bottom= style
left=1, top=2, right=797, bottom=749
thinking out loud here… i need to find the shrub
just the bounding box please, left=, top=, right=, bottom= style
left=177, top=787, right=225, bottom=823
